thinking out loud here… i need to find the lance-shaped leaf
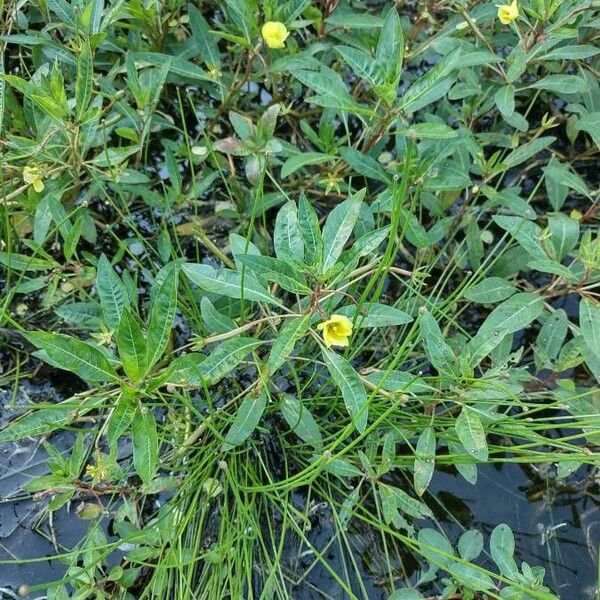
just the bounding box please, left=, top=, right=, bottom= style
left=168, top=337, right=262, bottom=386
left=147, top=267, right=178, bottom=370
left=25, top=331, right=119, bottom=383
left=182, top=263, right=278, bottom=305
left=96, top=254, right=128, bottom=330
left=132, top=406, right=158, bottom=485
left=322, top=188, right=365, bottom=272
left=117, top=308, right=148, bottom=381
left=222, top=389, right=268, bottom=450
left=268, top=314, right=312, bottom=374
left=322, top=347, right=368, bottom=433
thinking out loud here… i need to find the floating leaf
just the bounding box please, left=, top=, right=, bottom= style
left=414, top=427, right=436, bottom=495
left=455, top=407, right=488, bottom=461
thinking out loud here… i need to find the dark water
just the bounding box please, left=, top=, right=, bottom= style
left=283, top=461, right=598, bottom=600
left=0, top=373, right=598, bottom=599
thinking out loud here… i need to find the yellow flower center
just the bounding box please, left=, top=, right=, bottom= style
left=261, top=21, right=289, bottom=49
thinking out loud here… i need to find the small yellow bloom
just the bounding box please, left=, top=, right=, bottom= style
left=317, top=314, right=353, bottom=348
left=496, top=0, right=519, bottom=25
left=261, top=21, right=289, bottom=49
left=570, top=209, right=583, bottom=222
left=22, top=165, right=45, bottom=193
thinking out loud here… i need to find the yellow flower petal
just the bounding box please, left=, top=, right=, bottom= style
left=33, top=178, right=45, bottom=193
left=261, top=21, right=289, bottom=49
left=497, top=0, right=519, bottom=24
left=318, top=314, right=353, bottom=348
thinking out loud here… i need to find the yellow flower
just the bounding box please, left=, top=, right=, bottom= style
left=317, top=314, right=353, bottom=348
left=22, top=165, right=45, bottom=193
left=261, top=21, right=289, bottom=49
left=497, top=0, right=519, bottom=25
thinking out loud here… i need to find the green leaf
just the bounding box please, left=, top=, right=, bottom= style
left=478, top=292, right=544, bottom=337
left=464, top=277, right=517, bottom=304
left=337, top=303, right=413, bottom=328
left=75, top=38, right=93, bottom=121
left=56, top=302, right=103, bottom=329
left=340, top=147, right=390, bottom=183
left=548, top=213, right=579, bottom=260
left=398, top=51, right=458, bottom=113
left=4, top=74, right=69, bottom=120
left=494, top=84, right=515, bottom=118
left=450, top=563, right=495, bottom=591
left=376, top=8, right=403, bottom=84
left=117, top=308, right=147, bottom=381
left=527, top=259, right=577, bottom=282
left=364, top=370, right=430, bottom=395
left=222, top=389, right=268, bottom=450
left=414, top=427, right=436, bottom=496
left=455, top=407, right=488, bottom=461
left=529, top=74, right=588, bottom=95
left=132, top=406, right=158, bottom=485
left=399, top=208, right=430, bottom=248
left=200, top=297, right=237, bottom=333
left=336, top=46, right=381, bottom=89
left=47, top=0, right=76, bottom=26
left=538, top=45, right=600, bottom=60
left=458, top=530, right=483, bottom=561
left=388, top=589, right=424, bottom=600
left=322, top=347, right=368, bottom=433
left=0, top=252, right=55, bottom=272
left=400, top=122, right=458, bottom=139
left=577, top=112, right=600, bottom=151
left=379, top=483, right=433, bottom=519
left=502, top=136, right=555, bottom=169
left=268, top=315, right=312, bottom=374
left=322, top=188, right=365, bottom=271
left=170, top=337, right=262, bottom=386
left=490, top=524, right=519, bottom=578
left=25, top=331, right=119, bottom=383
left=146, top=267, right=178, bottom=370
left=107, top=389, right=137, bottom=447
left=279, top=394, right=322, bottom=449
left=543, top=158, right=589, bottom=210
left=418, top=528, right=455, bottom=569
left=580, top=297, right=600, bottom=367
left=188, top=4, right=221, bottom=68
left=419, top=310, right=455, bottom=375
left=0, top=396, right=105, bottom=443
left=466, top=293, right=544, bottom=366
left=493, top=215, right=547, bottom=260
left=182, top=263, right=278, bottom=305
left=325, top=11, right=383, bottom=29
left=281, top=152, right=335, bottom=178
left=448, top=440, right=478, bottom=484
left=237, top=254, right=310, bottom=294
left=534, top=309, right=568, bottom=370
left=273, top=201, right=304, bottom=261
left=292, top=68, right=369, bottom=114
left=96, top=254, right=128, bottom=330
left=298, top=193, right=323, bottom=266
left=88, top=145, right=140, bottom=168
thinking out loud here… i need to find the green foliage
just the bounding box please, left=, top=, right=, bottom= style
left=1, top=0, right=599, bottom=598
